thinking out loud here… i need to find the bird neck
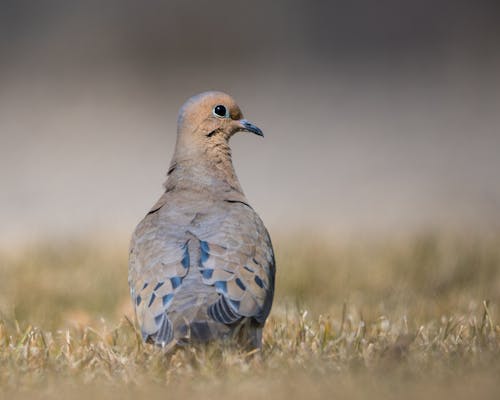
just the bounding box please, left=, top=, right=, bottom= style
left=165, top=140, right=245, bottom=196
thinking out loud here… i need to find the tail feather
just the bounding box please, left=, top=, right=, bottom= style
left=146, top=314, right=174, bottom=346
left=208, top=296, right=241, bottom=324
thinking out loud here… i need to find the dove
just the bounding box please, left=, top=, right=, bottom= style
left=128, top=91, right=275, bottom=350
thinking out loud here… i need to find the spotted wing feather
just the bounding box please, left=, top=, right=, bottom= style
left=129, top=200, right=190, bottom=345
left=199, top=203, right=275, bottom=325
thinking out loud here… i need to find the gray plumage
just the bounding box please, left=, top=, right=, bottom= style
left=128, top=91, right=275, bottom=349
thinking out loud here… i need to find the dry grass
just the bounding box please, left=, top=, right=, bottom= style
left=0, top=232, right=499, bottom=399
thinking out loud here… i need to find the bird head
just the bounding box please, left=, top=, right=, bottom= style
left=176, top=91, right=263, bottom=145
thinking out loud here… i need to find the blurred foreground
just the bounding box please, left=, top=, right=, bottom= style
left=0, top=232, right=499, bottom=399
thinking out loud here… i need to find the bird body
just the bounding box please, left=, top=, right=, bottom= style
left=129, top=91, right=275, bottom=349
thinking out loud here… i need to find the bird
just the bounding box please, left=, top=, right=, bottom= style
left=128, top=91, right=275, bottom=350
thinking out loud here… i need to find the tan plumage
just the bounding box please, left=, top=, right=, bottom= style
left=128, top=91, right=275, bottom=349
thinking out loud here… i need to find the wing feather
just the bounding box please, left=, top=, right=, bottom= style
left=129, top=203, right=191, bottom=344
left=200, top=203, right=275, bottom=325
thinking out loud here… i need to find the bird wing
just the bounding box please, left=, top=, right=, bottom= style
left=129, top=196, right=275, bottom=343
left=198, top=201, right=275, bottom=325
left=128, top=195, right=190, bottom=343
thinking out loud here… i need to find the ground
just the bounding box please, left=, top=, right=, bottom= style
left=0, top=232, right=499, bottom=399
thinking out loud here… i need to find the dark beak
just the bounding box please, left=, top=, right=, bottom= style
left=237, top=119, right=264, bottom=137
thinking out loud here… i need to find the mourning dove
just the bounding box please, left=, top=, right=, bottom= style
left=128, top=91, right=275, bottom=349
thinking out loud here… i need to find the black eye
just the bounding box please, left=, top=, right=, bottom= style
left=213, top=105, right=227, bottom=118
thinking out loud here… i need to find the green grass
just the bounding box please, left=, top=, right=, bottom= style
left=0, top=232, right=499, bottom=399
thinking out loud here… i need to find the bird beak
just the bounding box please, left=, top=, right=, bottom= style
left=237, top=119, right=264, bottom=137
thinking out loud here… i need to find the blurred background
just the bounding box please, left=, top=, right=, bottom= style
left=1, top=3, right=500, bottom=396
left=1, top=0, right=500, bottom=246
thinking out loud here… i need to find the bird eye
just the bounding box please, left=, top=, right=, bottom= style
left=213, top=105, right=228, bottom=118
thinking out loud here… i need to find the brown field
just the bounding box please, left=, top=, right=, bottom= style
left=1, top=232, right=499, bottom=399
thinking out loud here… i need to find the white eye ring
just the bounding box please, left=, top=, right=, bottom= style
left=213, top=104, right=229, bottom=118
